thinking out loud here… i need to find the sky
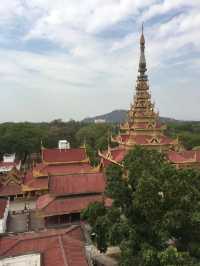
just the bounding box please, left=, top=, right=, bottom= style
left=0, top=0, right=200, bottom=122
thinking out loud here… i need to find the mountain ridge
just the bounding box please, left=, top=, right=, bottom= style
left=83, top=110, right=184, bottom=124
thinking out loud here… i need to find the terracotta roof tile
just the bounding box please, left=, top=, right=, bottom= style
left=111, top=149, right=127, bottom=162
left=168, top=150, right=200, bottom=164
left=180, top=150, right=200, bottom=162
left=23, top=177, right=48, bottom=191
left=0, top=226, right=88, bottom=266
left=120, top=134, right=129, bottom=142
left=167, top=151, right=186, bottom=163
left=46, top=163, right=93, bottom=175
left=42, top=148, right=88, bottom=163
left=0, top=184, right=22, bottom=196
left=50, top=173, right=105, bottom=196
left=36, top=194, right=55, bottom=209
left=37, top=194, right=104, bottom=217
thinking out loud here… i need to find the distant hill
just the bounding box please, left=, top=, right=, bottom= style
left=83, top=110, right=128, bottom=123
left=83, top=110, right=180, bottom=124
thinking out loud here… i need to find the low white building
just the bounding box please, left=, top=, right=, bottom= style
left=0, top=199, right=9, bottom=233
left=0, top=253, right=41, bottom=266
left=94, top=119, right=106, bottom=124
left=58, top=140, right=70, bottom=149
left=0, top=154, right=21, bottom=174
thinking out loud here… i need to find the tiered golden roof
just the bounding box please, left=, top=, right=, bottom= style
left=113, top=26, right=179, bottom=152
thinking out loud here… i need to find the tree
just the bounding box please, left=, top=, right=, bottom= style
left=83, top=146, right=200, bottom=265
left=76, top=123, right=112, bottom=165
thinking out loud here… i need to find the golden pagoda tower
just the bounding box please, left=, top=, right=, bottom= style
left=112, top=26, right=179, bottom=152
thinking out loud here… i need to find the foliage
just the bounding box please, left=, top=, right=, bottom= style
left=75, top=123, right=115, bottom=165
left=166, top=121, right=200, bottom=149
left=0, top=120, right=83, bottom=161
left=81, top=202, right=107, bottom=226
left=83, top=146, right=200, bottom=265
left=0, top=118, right=199, bottom=163
left=0, top=120, right=117, bottom=164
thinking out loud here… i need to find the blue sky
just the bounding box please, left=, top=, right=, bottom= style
left=0, top=0, right=200, bottom=122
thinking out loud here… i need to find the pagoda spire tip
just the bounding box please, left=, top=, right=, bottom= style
left=138, top=22, right=147, bottom=80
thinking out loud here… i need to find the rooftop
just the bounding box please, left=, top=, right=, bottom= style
left=49, top=172, right=106, bottom=196
left=37, top=194, right=105, bottom=217
left=42, top=147, right=89, bottom=164
left=0, top=225, right=88, bottom=266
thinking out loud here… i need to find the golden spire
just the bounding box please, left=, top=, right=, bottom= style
left=138, top=23, right=147, bottom=80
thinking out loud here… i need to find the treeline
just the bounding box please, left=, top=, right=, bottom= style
left=0, top=119, right=200, bottom=163
left=166, top=121, right=200, bottom=149
left=0, top=120, right=115, bottom=164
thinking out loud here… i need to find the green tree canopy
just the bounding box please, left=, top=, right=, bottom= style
left=83, top=146, right=200, bottom=266
left=75, top=123, right=113, bottom=165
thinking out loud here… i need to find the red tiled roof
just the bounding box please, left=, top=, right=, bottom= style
left=0, top=226, right=88, bottom=266
left=0, top=184, right=22, bottom=196
left=36, top=194, right=55, bottom=209
left=24, top=162, right=94, bottom=183
left=158, top=135, right=175, bottom=145
left=23, top=170, right=34, bottom=183
left=23, top=177, right=48, bottom=191
left=120, top=134, right=129, bottom=142
left=42, top=148, right=88, bottom=164
left=37, top=194, right=104, bottom=217
left=111, top=149, right=127, bottom=162
left=0, top=160, right=21, bottom=167
left=181, top=150, right=200, bottom=162
left=33, top=163, right=47, bottom=173
left=46, top=163, right=93, bottom=175
left=168, top=150, right=200, bottom=164
left=167, top=151, right=186, bottom=163
left=50, top=173, right=106, bottom=196
left=0, top=199, right=7, bottom=218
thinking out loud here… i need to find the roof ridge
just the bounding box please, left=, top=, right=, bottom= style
left=0, top=238, right=22, bottom=257
left=50, top=172, right=102, bottom=177
left=39, top=195, right=55, bottom=210
left=2, top=225, right=80, bottom=250
left=45, top=147, right=85, bottom=151
left=58, top=235, right=69, bottom=266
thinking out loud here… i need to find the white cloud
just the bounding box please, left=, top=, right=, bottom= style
left=0, top=0, right=199, bottom=121
left=141, top=0, right=200, bottom=22
left=0, top=1, right=24, bottom=24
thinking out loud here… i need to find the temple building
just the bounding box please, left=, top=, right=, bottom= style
left=111, top=26, right=179, bottom=152
left=0, top=225, right=89, bottom=266
left=99, top=27, right=200, bottom=169
left=22, top=142, right=105, bottom=198
left=0, top=141, right=108, bottom=229
left=0, top=153, right=22, bottom=199
left=168, top=149, right=200, bottom=169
